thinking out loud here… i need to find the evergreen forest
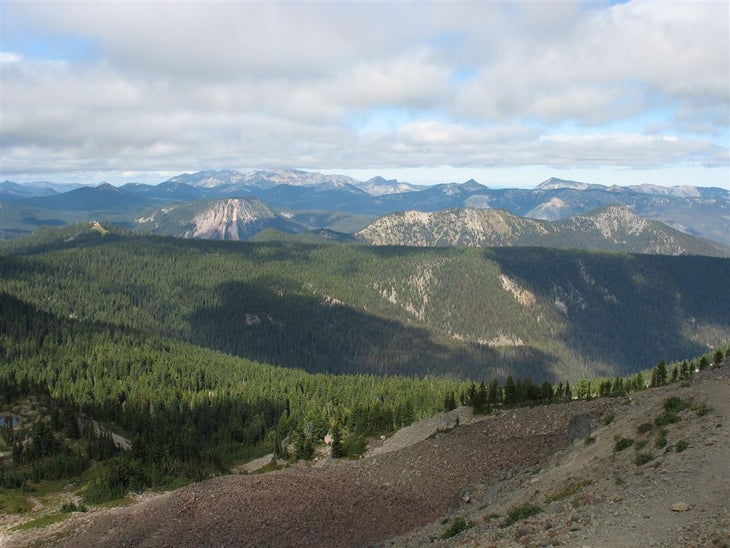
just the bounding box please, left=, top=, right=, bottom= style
left=0, top=223, right=728, bottom=503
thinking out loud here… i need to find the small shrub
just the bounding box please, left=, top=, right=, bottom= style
left=655, top=412, right=679, bottom=426
left=614, top=436, right=634, bottom=452
left=635, top=452, right=654, bottom=465
left=342, top=434, right=367, bottom=459
left=692, top=402, right=713, bottom=417
left=60, top=502, right=77, bottom=513
left=545, top=479, right=592, bottom=503
left=584, top=435, right=596, bottom=445
left=663, top=396, right=685, bottom=414
left=636, top=422, right=653, bottom=434
left=500, top=502, right=542, bottom=528
left=655, top=428, right=668, bottom=449
left=675, top=440, right=689, bottom=453
left=295, top=437, right=314, bottom=460
left=442, top=516, right=473, bottom=539
left=603, top=412, right=615, bottom=426
left=634, top=440, right=648, bottom=451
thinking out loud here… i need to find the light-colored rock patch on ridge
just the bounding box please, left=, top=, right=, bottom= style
left=499, top=274, right=536, bottom=307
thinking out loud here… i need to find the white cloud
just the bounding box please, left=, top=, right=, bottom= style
left=0, top=1, right=727, bottom=186
left=453, top=1, right=729, bottom=124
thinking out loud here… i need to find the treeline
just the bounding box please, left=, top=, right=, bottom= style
left=456, top=346, right=728, bottom=415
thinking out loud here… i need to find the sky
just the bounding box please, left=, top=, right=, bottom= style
left=1, top=1, right=728, bottom=189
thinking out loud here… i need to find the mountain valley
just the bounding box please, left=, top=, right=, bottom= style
left=1, top=171, right=728, bottom=547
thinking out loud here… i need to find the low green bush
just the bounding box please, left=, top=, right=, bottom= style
left=655, top=412, right=679, bottom=427
left=60, top=502, right=77, bottom=513
left=442, top=516, right=473, bottom=539
left=342, top=434, right=367, bottom=459
left=500, top=502, right=542, bottom=528
left=675, top=440, right=689, bottom=453
left=663, top=397, right=685, bottom=414
left=614, top=436, right=634, bottom=451
left=545, top=479, right=592, bottom=503
left=692, top=402, right=713, bottom=417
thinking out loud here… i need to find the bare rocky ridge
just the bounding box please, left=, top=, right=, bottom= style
left=355, top=206, right=730, bottom=256
left=3, top=369, right=728, bottom=547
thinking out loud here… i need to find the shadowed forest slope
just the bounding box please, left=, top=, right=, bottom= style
left=2, top=224, right=728, bottom=381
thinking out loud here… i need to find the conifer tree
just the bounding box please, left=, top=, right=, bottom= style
left=330, top=423, right=345, bottom=459
left=651, top=361, right=667, bottom=387
left=504, top=376, right=517, bottom=406
left=679, top=361, right=690, bottom=381
left=487, top=379, right=500, bottom=406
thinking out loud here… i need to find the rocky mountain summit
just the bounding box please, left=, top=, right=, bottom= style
left=135, top=197, right=300, bottom=240
left=5, top=367, right=727, bottom=547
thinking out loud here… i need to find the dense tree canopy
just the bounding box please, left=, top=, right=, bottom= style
left=1, top=225, right=727, bottom=501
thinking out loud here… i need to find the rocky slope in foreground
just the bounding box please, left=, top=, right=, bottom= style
left=3, top=368, right=728, bottom=547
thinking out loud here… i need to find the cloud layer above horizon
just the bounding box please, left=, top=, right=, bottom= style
left=1, top=1, right=728, bottom=187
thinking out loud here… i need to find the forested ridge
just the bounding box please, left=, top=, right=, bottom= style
left=0, top=223, right=728, bottom=504
left=1, top=223, right=727, bottom=379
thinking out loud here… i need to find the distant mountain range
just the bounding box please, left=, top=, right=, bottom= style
left=2, top=169, right=728, bottom=248
left=132, top=198, right=728, bottom=256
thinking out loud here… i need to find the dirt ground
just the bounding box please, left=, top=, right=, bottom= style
left=2, top=367, right=728, bottom=548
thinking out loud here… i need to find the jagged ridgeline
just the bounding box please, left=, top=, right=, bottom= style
left=1, top=223, right=728, bottom=382
left=355, top=206, right=730, bottom=257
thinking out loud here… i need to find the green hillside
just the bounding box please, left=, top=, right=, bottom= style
left=2, top=223, right=727, bottom=381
